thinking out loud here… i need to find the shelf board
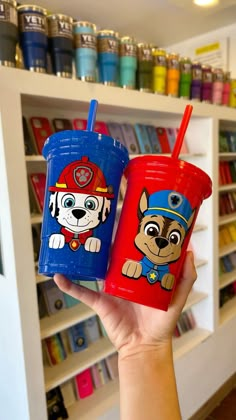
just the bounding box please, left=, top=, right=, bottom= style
left=193, top=224, right=207, bottom=233
left=219, top=183, right=236, bottom=193
left=31, top=213, right=43, bottom=224
left=219, top=153, right=236, bottom=161
left=219, top=269, right=236, bottom=289
left=36, top=273, right=51, bottom=283
left=40, top=303, right=95, bottom=340
left=183, top=290, right=208, bottom=311
left=195, top=258, right=208, bottom=268
left=173, top=328, right=211, bottom=360
left=44, top=336, right=115, bottom=392
left=219, top=212, right=236, bottom=226
left=219, top=242, right=236, bottom=258
left=25, top=155, right=45, bottom=162
left=67, top=379, right=119, bottom=420
left=219, top=295, right=236, bottom=326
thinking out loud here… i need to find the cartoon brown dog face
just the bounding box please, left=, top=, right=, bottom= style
left=135, top=189, right=195, bottom=265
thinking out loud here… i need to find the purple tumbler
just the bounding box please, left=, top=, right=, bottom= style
left=201, top=65, right=213, bottom=103
left=190, top=61, right=202, bottom=101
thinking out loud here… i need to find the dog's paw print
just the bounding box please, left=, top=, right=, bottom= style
left=77, top=169, right=90, bottom=183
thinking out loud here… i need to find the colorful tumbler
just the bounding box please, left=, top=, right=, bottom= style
left=105, top=106, right=212, bottom=311
left=73, top=21, right=97, bottom=82
left=105, top=157, right=211, bottom=311
left=0, top=0, right=18, bottom=67
left=97, top=29, right=119, bottom=86
left=190, top=61, right=202, bottom=101
left=212, top=68, right=224, bottom=105
left=119, top=36, right=137, bottom=89
left=222, top=71, right=231, bottom=106
left=166, top=53, right=180, bottom=97
left=47, top=14, right=73, bottom=78
left=136, top=43, right=152, bottom=92
left=179, top=57, right=192, bottom=99
left=38, top=100, right=129, bottom=281
left=201, top=65, right=213, bottom=103
left=18, top=4, right=47, bottom=72
left=229, top=79, right=236, bottom=108
left=152, top=48, right=167, bottom=95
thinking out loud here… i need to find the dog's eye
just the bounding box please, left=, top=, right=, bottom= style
left=85, top=196, right=98, bottom=211
left=62, top=195, right=75, bottom=208
left=144, top=222, right=160, bottom=236
left=169, top=230, right=181, bottom=245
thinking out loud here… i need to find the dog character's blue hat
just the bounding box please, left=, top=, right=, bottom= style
left=144, top=190, right=193, bottom=231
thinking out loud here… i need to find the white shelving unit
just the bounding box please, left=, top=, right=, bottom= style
left=218, top=138, right=236, bottom=326
left=1, top=66, right=236, bottom=420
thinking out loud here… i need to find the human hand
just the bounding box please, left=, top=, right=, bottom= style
left=54, top=251, right=197, bottom=358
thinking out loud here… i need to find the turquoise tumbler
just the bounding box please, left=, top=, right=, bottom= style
left=73, top=21, right=97, bottom=82
left=119, top=36, right=137, bottom=89
left=97, top=29, right=119, bottom=86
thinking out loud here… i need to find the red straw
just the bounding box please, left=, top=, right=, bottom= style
left=171, top=104, right=193, bottom=159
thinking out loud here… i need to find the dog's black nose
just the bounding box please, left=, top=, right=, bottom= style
left=155, top=237, right=169, bottom=249
left=72, top=209, right=86, bottom=220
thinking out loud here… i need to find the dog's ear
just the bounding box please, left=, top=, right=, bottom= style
left=187, top=208, right=196, bottom=230
left=49, top=192, right=58, bottom=217
left=138, top=188, right=149, bottom=220
left=101, top=197, right=111, bottom=222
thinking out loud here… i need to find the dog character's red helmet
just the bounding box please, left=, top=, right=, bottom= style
left=49, top=156, right=114, bottom=198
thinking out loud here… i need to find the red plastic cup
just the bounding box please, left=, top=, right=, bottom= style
left=104, top=155, right=212, bottom=311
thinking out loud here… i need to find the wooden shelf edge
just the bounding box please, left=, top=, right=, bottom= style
left=173, top=328, right=212, bottom=360
left=67, top=379, right=119, bottom=420
left=219, top=213, right=236, bottom=226
left=219, top=269, right=236, bottom=289
left=183, top=290, right=208, bottom=311
left=219, top=242, right=236, bottom=258
left=219, top=295, right=236, bottom=326
left=40, top=303, right=95, bottom=340
left=44, top=337, right=116, bottom=392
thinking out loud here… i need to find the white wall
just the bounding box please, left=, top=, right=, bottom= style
left=168, top=23, right=236, bottom=77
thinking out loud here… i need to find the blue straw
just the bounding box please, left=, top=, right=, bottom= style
left=86, top=99, right=98, bottom=131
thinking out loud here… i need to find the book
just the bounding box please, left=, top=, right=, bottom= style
left=166, top=127, right=176, bottom=151
left=44, top=333, right=67, bottom=366
left=40, top=280, right=66, bottom=314
left=74, top=369, right=94, bottom=399
left=73, top=118, right=109, bottom=135
left=219, top=131, right=229, bottom=153
left=145, top=124, right=162, bottom=153
left=83, top=316, right=100, bottom=343
left=156, top=127, right=171, bottom=153
left=107, top=122, right=127, bottom=147
left=63, top=292, right=79, bottom=308
left=105, top=353, right=119, bottom=380
left=67, top=322, right=87, bottom=352
left=29, top=173, right=46, bottom=213
left=46, top=387, right=68, bottom=420
left=134, top=123, right=152, bottom=154
left=22, top=116, right=37, bottom=155
left=60, top=380, right=76, bottom=408
left=30, top=116, right=53, bottom=155
left=52, top=118, right=73, bottom=132
left=120, top=123, right=140, bottom=154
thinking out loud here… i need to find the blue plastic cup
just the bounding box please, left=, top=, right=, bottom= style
left=73, top=21, right=97, bottom=82
left=119, top=36, right=137, bottom=89
left=97, top=29, right=119, bottom=86
left=38, top=105, right=129, bottom=281
left=17, top=4, right=47, bottom=72
left=47, top=14, right=73, bottom=78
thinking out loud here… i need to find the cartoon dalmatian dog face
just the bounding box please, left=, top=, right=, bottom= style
left=47, top=156, right=114, bottom=252
left=49, top=191, right=111, bottom=233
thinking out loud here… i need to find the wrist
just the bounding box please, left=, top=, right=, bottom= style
left=118, top=339, right=173, bottom=365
